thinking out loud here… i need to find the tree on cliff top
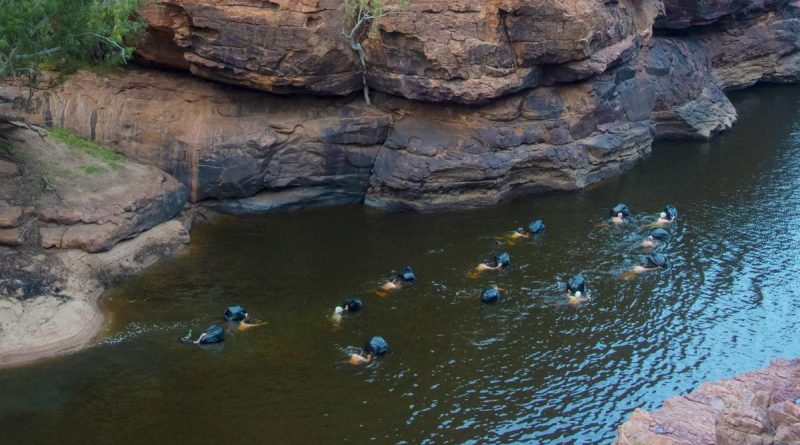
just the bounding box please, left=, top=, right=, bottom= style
left=341, top=0, right=410, bottom=106
left=0, top=0, right=145, bottom=89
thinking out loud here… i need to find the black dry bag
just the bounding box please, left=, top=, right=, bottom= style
left=649, top=228, right=670, bottom=241
left=646, top=253, right=668, bottom=268
left=664, top=204, right=678, bottom=221
left=199, top=325, right=224, bottom=344
left=529, top=219, right=546, bottom=234
left=567, top=275, right=586, bottom=294
left=400, top=266, right=416, bottom=282
left=224, top=305, right=247, bottom=322
left=481, top=287, right=501, bottom=304
left=365, top=336, right=389, bottom=356
left=495, top=252, right=511, bottom=267
left=610, top=203, right=630, bottom=218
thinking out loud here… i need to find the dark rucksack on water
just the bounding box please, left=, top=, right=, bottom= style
left=664, top=204, right=678, bottom=221
left=224, top=305, right=247, bottom=322
left=342, top=298, right=363, bottom=312
left=198, top=325, right=225, bottom=344
left=646, top=253, right=669, bottom=269
left=610, top=203, right=630, bottom=218
left=567, top=275, right=586, bottom=294
left=495, top=252, right=511, bottom=267
left=528, top=219, right=545, bottom=234
left=399, top=266, right=416, bottom=282
left=364, top=336, right=388, bottom=356
left=650, top=228, right=670, bottom=241
left=480, top=287, right=501, bottom=304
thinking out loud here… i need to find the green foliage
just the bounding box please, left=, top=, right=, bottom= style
left=48, top=127, right=125, bottom=168
left=81, top=165, right=107, bottom=174
left=0, top=0, right=146, bottom=85
left=341, top=0, right=410, bottom=34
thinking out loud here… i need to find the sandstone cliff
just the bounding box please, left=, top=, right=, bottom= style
left=4, top=0, right=798, bottom=211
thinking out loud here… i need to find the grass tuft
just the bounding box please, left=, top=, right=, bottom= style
left=48, top=128, right=126, bottom=168
left=82, top=165, right=107, bottom=174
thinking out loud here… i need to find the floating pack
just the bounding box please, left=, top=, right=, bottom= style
left=224, top=305, right=247, bottom=322
left=342, top=298, right=363, bottom=312
left=480, top=287, right=501, bottom=304
left=664, top=204, right=678, bottom=221
left=399, top=266, right=416, bottom=282
left=495, top=252, right=511, bottom=267
left=646, top=253, right=669, bottom=268
left=610, top=203, right=630, bottom=218
left=567, top=275, right=586, bottom=294
left=199, top=325, right=224, bottom=344
left=365, top=336, right=389, bottom=356
left=650, top=228, right=670, bottom=241
left=528, top=219, right=546, bottom=234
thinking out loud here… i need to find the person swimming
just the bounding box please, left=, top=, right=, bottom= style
left=333, top=298, right=363, bottom=322
left=654, top=212, right=671, bottom=226
left=511, top=227, right=530, bottom=239
left=475, top=252, right=511, bottom=272
left=381, top=276, right=401, bottom=291
left=641, top=235, right=657, bottom=249
left=238, top=312, right=266, bottom=331
left=566, top=274, right=589, bottom=304
left=567, top=290, right=591, bottom=305
left=349, top=336, right=388, bottom=365
left=631, top=253, right=669, bottom=274
left=611, top=212, right=626, bottom=225
left=349, top=348, right=373, bottom=365
left=379, top=267, right=415, bottom=293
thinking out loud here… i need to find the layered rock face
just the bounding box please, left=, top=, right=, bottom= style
left=616, top=358, right=800, bottom=445
left=137, top=0, right=662, bottom=102
left=3, top=0, right=799, bottom=213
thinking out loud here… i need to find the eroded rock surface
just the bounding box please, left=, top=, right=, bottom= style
left=0, top=126, right=192, bottom=367
left=136, top=0, right=661, bottom=103
left=616, top=358, right=800, bottom=445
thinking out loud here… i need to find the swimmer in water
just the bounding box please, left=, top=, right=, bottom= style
left=503, top=227, right=530, bottom=245
left=238, top=312, right=266, bottom=331
left=349, top=348, right=373, bottom=365
left=382, top=277, right=401, bottom=291
left=567, top=290, right=591, bottom=305
left=476, top=260, right=503, bottom=272
left=611, top=212, right=625, bottom=225
left=654, top=212, right=672, bottom=226
left=641, top=235, right=657, bottom=249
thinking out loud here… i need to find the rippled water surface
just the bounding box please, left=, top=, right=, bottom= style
left=2, top=85, right=800, bottom=444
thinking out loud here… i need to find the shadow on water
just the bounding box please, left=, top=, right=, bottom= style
left=1, top=84, right=799, bottom=444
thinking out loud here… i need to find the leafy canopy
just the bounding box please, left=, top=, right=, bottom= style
left=0, top=0, right=145, bottom=84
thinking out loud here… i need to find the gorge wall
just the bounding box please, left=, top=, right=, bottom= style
left=2, top=0, right=798, bottom=213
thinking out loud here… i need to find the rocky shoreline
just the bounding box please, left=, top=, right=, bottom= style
left=616, top=358, right=800, bottom=445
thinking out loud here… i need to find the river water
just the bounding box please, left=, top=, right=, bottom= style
left=1, top=85, right=799, bottom=444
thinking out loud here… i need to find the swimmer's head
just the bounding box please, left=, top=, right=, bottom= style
left=575, top=291, right=582, bottom=298
left=647, top=235, right=654, bottom=241
left=617, top=213, right=624, bottom=218
left=334, top=306, right=343, bottom=315
left=660, top=212, right=667, bottom=218
left=516, top=227, right=525, bottom=233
